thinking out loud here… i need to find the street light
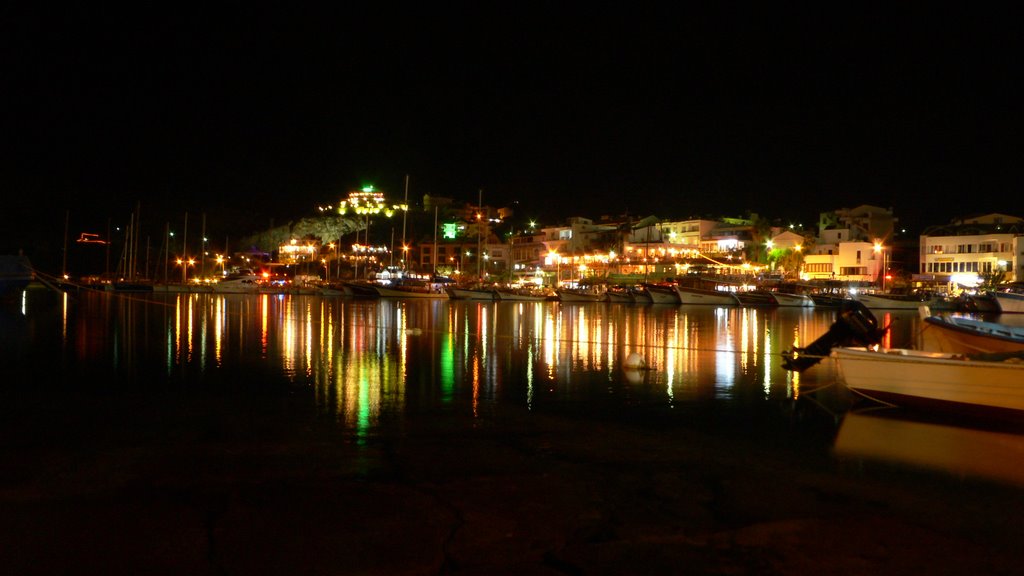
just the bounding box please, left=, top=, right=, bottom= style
left=874, top=242, right=888, bottom=291
left=547, top=250, right=560, bottom=287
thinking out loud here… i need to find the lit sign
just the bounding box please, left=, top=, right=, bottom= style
left=76, top=233, right=107, bottom=244
left=442, top=223, right=458, bottom=239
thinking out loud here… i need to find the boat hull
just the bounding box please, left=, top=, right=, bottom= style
left=556, top=289, right=606, bottom=302
left=920, top=314, right=1024, bottom=354
left=447, top=288, right=497, bottom=301
left=375, top=286, right=449, bottom=298
left=341, top=281, right=381, bottom=298
left=675, top=287, right=738, bottom=306
left=770, top=292, right=814, bottom=307
left=735, top=291, right=776, bottom=307
left=857, top=293, right=951, bottom=310
left=994, top=292, right=1024, bottom=313
left=605, top=291, right=635, bottom=304
left=643, top=284, right=680, bottom=304
left=834, top=347, right=1024, bottom=413
left=211, top=277, right=261, bottom=294
left=809, top=294, right=851, bottom=308
left=495, top=289, right=550, bottom=302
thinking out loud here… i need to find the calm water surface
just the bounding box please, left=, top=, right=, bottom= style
left=4, top=289, right=1021, bottom=485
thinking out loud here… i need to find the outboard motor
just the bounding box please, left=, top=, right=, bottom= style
left=782, top=299, right=887, bottom=372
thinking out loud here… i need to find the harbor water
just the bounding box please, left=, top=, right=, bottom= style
left=3, top=289, right=1024, bottom=574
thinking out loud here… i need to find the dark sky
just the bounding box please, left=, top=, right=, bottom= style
left=4, top=4, right=1023, bottom=260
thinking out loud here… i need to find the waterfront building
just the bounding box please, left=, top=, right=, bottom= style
left=802, top=240, right=881, bottom=284
left=539, top=217, right=621, bottom=285
left=504, top=230, right=548, bottom=283
left=917, top=213, right=1023, bottom=286
left=700, top=217, right=756, bottom=256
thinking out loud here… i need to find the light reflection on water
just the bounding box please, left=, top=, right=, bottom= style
left=10, top=290, right=1024, bottom=487
left=20, top=291, right=940, bottom=432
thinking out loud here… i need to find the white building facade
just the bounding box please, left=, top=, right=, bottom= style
left=801, top=241, right=882, bottom=283
left=917, top=213, right=1023, bottom=286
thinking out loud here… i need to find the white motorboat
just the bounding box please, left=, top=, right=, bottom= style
left=642, top=283, right=681, bottom=304
left=856, top=291, right=954, bottom=310
left=675, top=286, right=739, bottom=306
left=832, top=346, right=1024, bottom=413
left=211, top=272, right=261, bottom=294
left=556, top=288, right=607, bottom=303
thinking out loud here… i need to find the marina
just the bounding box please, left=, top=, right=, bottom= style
left=7, top=9, right=1024, bottom=574
left=5, top=282, right=1024, bottom=574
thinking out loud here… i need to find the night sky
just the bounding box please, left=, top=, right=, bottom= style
left=4, top=4, right=1023, bottom=266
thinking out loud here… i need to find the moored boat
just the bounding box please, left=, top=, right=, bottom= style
left=833, top=346, right=1024, bottom=414
left=318, top=282, right=346, bottom=297
left=734, top=290, right=776, bottom=307
left=211, top=271, right=261, bottom=294
left=375, top=278, right=450, bottom=298
left=856, top=291, right=954, bottom=310
left=494, top=287, right=554, bottom=302
left=770, top=292, right=815, bottom=307
left=341, top=280, right=381, bottom=298
left=960, top=292, right=1001, bottom=313
left=918, top=306, right=1024, bottom=354
left=556, top=287, right=607, bottom=303
left=642, top=283, right=680, bottom=304
left=447, top=286, right=498, bottom=301
left=605, top=285, right=637, bottom=304
left=630, top=285, right=653, bottom=304
left=809, top=293, right=852, bottom=308
left=993, top=290, right=1024, bottom=314
left=675, top=286, right=739, bottom=306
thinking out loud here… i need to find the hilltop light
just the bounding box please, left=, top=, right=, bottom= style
left=338, top=185, right=387, bottom=216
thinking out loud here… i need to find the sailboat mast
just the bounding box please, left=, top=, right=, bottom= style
left=163, top=222, right=170, bottom=282
left=432, top=205, right=438, bottom=276
left=62, top=210, right=69, bottom=278
left=132, top=201, right=141, bottom=280
left=200, top=213, right=206, bottom=278
left=477, top=189, right=482, bottom=280
left=402, top=174, right=409, bottom=268
left=181, top=212, right=189, bottom=284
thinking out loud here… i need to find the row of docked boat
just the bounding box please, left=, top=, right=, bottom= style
left=183, top=277, right=1024, bottom=316
left=448, top=282, right=820, bottom=306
